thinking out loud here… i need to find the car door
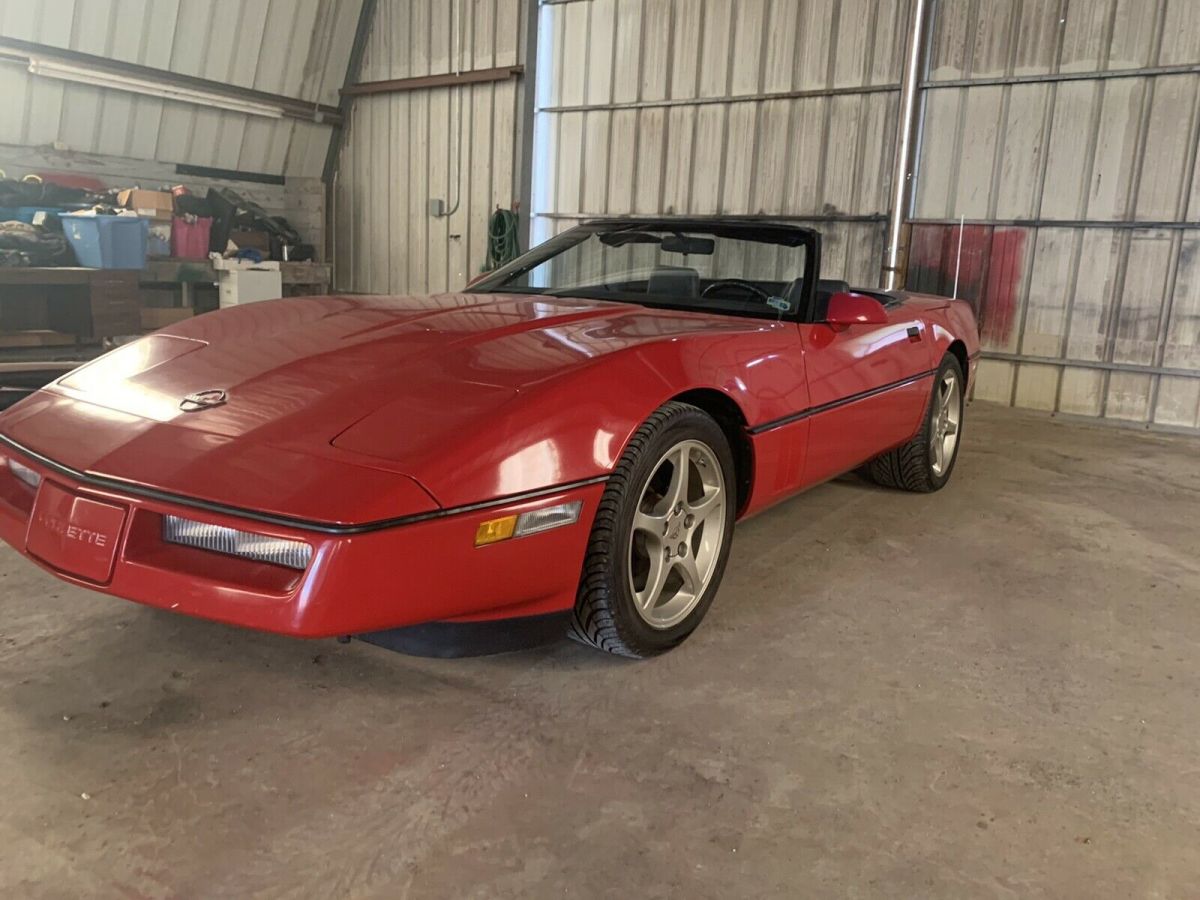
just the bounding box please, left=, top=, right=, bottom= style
left=797, top=296, right=935, bottom=486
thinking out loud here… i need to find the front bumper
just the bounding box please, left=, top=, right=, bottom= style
left=0, top=444, right=603, bottom=637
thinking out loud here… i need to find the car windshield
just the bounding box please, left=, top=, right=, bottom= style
left=471, top=223, right=811, bottom=319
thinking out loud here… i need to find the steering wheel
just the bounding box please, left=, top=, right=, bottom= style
left=701, top=279, right=772, bottom=302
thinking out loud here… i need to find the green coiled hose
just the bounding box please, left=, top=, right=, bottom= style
left=484, top=208, right=520, bottom=271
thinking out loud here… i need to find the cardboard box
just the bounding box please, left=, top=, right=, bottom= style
left=141, top=306, right=194, bottom=331
left=227, top=230, right=272, bottom=255
left=117, top=189, right=174, bottom=221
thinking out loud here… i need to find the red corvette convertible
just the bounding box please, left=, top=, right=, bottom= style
left=0, top=218, right=977, bottom=657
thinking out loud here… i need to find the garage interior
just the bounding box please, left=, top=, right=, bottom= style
left=2, top=0, right=1199, bottom=896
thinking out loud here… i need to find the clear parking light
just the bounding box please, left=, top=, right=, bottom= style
left=162, top=515, right=312, bottom=570
left=475, top=500, right=583, bottom=547
left=7, top=457, right=41, bottom=489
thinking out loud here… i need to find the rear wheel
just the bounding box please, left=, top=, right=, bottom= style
left=570, top=402, right=736, bottom=658
left=867, top=354, right=964, bottom=492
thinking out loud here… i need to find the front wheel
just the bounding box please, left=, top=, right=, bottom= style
left=867, top=354, right=965, bottom=492
left=570, top=402, right=737, bottom=658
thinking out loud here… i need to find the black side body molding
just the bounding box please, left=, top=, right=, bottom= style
left=747, top=368, right=939, bottom=435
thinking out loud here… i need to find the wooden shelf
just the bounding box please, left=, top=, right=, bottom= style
left=140, top=259, right=332, bottom=287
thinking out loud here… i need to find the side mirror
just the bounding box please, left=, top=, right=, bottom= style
left=824, top=291, right=888, bottom=329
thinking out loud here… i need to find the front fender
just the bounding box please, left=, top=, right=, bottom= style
left=335, top=325, right=809, bottom=509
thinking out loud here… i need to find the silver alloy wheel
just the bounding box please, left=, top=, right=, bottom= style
left=628, top=439, right=727, bottom=629
left=930, top=369, right=962, bottom=476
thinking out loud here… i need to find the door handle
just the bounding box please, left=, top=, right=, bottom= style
left=906, top=326, right=922, bottom=342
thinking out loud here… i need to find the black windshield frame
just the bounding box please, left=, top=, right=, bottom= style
left=468, top=218, right=822, bottom=323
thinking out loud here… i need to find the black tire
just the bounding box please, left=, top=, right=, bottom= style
left=570, top=401, right=737, bottom=658
left=867, top=354, right=965, bottom=493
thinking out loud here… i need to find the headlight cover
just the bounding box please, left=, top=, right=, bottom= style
left=162, top=515, right=312, bottom=570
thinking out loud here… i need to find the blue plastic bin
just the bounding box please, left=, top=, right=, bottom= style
left=0, top=206, right=82, bottom=224
left=62, top=214, right=149, bottom=269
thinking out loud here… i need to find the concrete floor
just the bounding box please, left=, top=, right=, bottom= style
left=1, top=402, right=1198, bottom=898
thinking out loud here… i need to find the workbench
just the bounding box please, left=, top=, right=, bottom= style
left=0, top=267, right=140, bottom=344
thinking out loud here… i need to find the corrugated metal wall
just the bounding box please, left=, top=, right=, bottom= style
left=331, top=0, right=1200, bottom=432
left=532, top=0, right=915, bottom=286
left=908, top=0, right=1200, bottom=431
left=332, top=0, right=527, bottom=293
left=0, top=0, right=362, bottom=177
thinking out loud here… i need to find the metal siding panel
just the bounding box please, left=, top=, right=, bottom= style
left=1020, top=228, right=1075, bottom=357
left=981, top=226, right=1031, bottom=352
left=1107, top=0, right=1160, bottom=70
left=752, top=100, right=791, bottom=215
left=1039, top=79, right=1099, bottom=219
left=429, top=0, right=452, bottom=77
left=1159, top=0, right=1200, bottom=67
left=927, top=0, right=972, bottom=81
left=1058, top=368, right=1104, bottom=416
left=1066, top=228, right=1122, bottom=361
left=954, top=85, right=1004, bottom=218
left=555, top=111, right=584, bottom=215
left=492, top=77, right=518, bottom=208
left=1013, top=363, right=1059, bottom=410
left=407, top=88, right=430, bottom=293
left=1011, top=0, right=1063, bottom=75
left=495, top=0, right=519, bottom=68
left=730, top=0, right=766, bottom=95
left=698, top=0, right=732, bottom=98
left=831, top=0, right=872, bottom=88
left=973, top=359, right=1017, bottom=403
left=639, top=0, right=672, bottom=102
left=721, top=102, right=756, bottom=214
left=689, top=104, right=725, bottom=214
left=612, top=0, right=642, bottom=103
left=1059, top=0, right=1113, bottom=73
left=323, top=0, right=366, bottom=105
left=0, top=68, right=32, bottom=144
left=1085, top=77, right=1145, bottom=219
left=822, top=94, right=862, bottom=215
left=858, top=90, right=896, bottom=214
left=581, top=110, right=611, bottom=213
left=786, top=97, right=828, bottom=216
left=794, top=0, right=834, bottom=89
left=870, top=0, right=908, bottom=85
left=955, top=2, right=1007, bottom=77
left=668, top=0, right=699, bottom=98
left=662, top=105, right=694, bottom=214
left=590, top=0, right=619, bottom=102
left=1163, top=233, right=1200, bottom=370
left=558, top=2, right=588, bottom=105
left=634, top=108, right=665, bottom=214
left=995, top=82, right=1050, bottom=219
left=1113, top=230, right=1172, bottom=366
left=280, top=0, right=321, bottom=93
left=762, top=0, right=799, bottom=93
left=1153, top=376, right=1200, bottom=428
left=1135, top=74, right=1198, bottom=221
left=1105, top=371, right=1152, bottom=421
left=914, top=87, right=962, bottom=217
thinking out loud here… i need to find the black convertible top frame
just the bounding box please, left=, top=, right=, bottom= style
left=471, top=215, right=823, bottom=323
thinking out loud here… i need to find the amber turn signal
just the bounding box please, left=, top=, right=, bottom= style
left=474, top=515, right=518, bottom=546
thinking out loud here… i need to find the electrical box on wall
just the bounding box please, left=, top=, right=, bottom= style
left=428, top=198, right=445, bottom=217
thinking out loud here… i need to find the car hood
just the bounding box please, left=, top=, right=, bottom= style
left=0, top=292, right=763, bottom=520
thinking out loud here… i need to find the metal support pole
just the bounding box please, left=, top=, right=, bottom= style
left=882, top=0, right=929, bottom=290
left=517, top=0, right=541, bottom=253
